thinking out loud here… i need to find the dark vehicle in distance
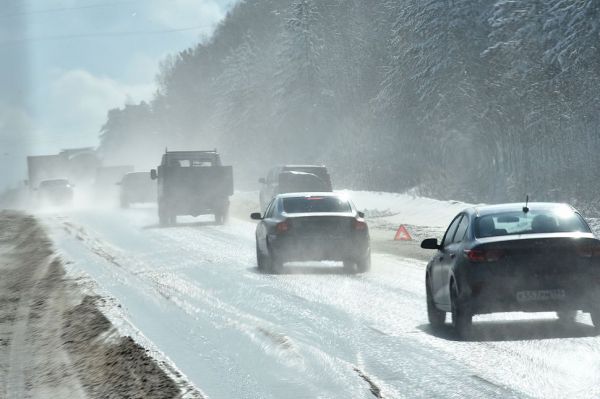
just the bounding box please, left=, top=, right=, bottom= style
left=151, top=150, right=233, bottom=226
left=118, top=172, right=156, bottom=208
left=251, top=192, right=370, bottom=274
left=37, top=178, right=74, bottom=206
left=421, top=202, right=600, bottom=338
left=259, top=165, right=332, bottom=212
left=93, top=165, right=134, bottom=205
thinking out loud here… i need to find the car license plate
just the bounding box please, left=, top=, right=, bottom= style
left=516, top=289, right=566, bottom=302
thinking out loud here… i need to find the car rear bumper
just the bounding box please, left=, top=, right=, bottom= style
left=270, top=235, right=369, bottom=262
left=160, top=197, right=229, bottom=216
left=465, top=275, right=600, bottom=314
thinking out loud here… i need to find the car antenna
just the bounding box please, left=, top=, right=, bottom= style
left=523, top=195, right=529, bottom=213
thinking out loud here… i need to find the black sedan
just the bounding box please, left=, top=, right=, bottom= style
left=421, top=202, right=600, bottom=338
left=251, top=192, right=370, bottom=274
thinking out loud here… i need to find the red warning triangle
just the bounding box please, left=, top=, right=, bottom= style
left=394, top=225, right=412, bottom=241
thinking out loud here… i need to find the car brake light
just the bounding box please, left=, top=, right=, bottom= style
left=353, top=219, right=367, bottom=230
left=276, top=220, right=290, bottom=233
left=464, top=249, right=504, bottom=262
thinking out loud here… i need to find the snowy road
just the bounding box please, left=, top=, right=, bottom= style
left=41, top=205, right=600, bottom=399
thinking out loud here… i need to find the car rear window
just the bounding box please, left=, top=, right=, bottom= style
left=279, top=173, right=329, bottom=193
left=475, top=208, right=591, bottom=238
left=282, top=196, right=351, bottom=213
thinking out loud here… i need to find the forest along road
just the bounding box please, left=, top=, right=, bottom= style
left=41, top=205, right=600, bottom=399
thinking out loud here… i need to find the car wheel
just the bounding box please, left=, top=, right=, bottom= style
left=450, top=281, right=472, bottom=339
left=270, top=256, right=283, bottom=274
left=269, top=248, right=283, bottom=274
left=256, top=242, right=265, bottom=271
left=356, top=250, right=371, bottom=273
left=215, top=203, right=230, bottom=225
left=590, top=310, right=600, bottom=332
left=262, top=244, right=281, bottom=274
left=342, top=260, right=356, bottom=273
left=556, top=310, right=577, bottom=324
left=426, top=276, right=446, bottom=328
left=158, top=206, right=168, bottom=227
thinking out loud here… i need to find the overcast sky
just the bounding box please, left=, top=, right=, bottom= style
left=0, top=0, right=237, bottom=189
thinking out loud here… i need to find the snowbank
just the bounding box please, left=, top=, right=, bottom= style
left=234, top=190, right=473, bottom=228
left=339, top=190, right=473, bottom=228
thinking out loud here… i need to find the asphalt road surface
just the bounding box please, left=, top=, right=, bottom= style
left=39, top=205, right=600, bottom=399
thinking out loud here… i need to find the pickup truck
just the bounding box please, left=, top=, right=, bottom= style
left=151, top=150, right=233, bottom=226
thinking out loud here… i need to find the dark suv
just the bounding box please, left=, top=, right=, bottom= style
left=259, top=165, right=332, bottom=212
left=118, top=172, right=156, bottom=208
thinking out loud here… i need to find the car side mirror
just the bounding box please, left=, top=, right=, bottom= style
left=258, top=178, right=266, bottom=184
left=250, top=212, right=262, bottom=220
left=421, top=238, right=440, bottom=250
left=150, top=169, right=157, bottom=180
left=357, top=211, right=365, bottom=218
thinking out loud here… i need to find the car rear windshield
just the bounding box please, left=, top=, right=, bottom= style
left=279, top=173, right=329, bottom=193
left=282, top=196, right=351, bottom=214
left=474, top=208, right=591, bottom=238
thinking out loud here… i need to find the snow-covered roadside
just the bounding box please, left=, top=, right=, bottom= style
left=0, top=210, right=202, bottom=399
left=340, top=190, right=473, bottom=227
left=234, top=190, right=472, bottom=259
left=234, top=189, right=472, bottom=228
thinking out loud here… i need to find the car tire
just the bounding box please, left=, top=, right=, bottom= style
left=342, top=260, right=356, bottom=273
left=215, top=202, right=229, bottom=225
left=426, top=276, right=446, bottom=328
left=450, top=281, right=472, bottom=339
left=590, top=310, right=600, bottom=332
left=270, top=256, right=283, bottom=274
left=158, top=206, right=168, bottom=227
left=556, top=310, right=577, bottom=324
left=262, top=244, right=282, bottom=274
left=256, top=242, right=266, bottom=271
left=356, top=250, right=371, bottom=273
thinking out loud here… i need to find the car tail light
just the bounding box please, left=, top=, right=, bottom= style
left=577, top=245, right=600, bottom=258
left=464, top=249, right=504, bottom=262
left=353, top=219, right=367, bottom=231
left=276, top=220, right=290, bottom=234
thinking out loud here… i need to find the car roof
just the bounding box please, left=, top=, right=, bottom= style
left=275, top=192, right=344, bottom=199
left=281, top=164, right=326, bottom=169
left=124, top=171, right=149, bottom=177
left=40, top=178, right=69, bottom=184
left=466, top=202, right=576, bottom=217
left=163, top=150, right=218, bottom=157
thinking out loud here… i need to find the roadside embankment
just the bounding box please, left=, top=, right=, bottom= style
left=0, top=210, right=200, bottom=399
